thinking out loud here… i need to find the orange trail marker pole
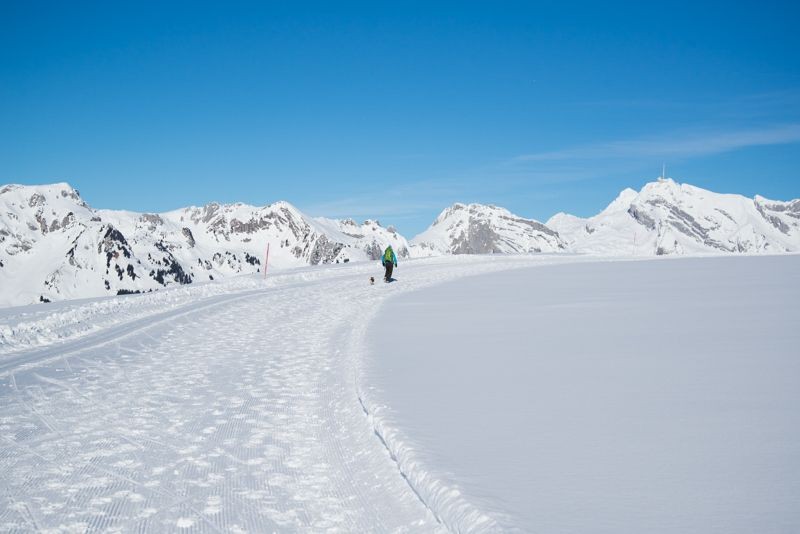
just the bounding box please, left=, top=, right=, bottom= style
left=264, top=242, right=270, bottom=279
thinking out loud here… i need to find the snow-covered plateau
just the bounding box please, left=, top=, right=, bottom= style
left=1, top=254, right=798, bottom=532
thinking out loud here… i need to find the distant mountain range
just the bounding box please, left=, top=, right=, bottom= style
left=1, top=179, right=798, bottom=306
left=0, top=183, right=408, bottom=306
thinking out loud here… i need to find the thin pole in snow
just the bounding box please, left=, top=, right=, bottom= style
left=264, top=242, right=270, bottom=279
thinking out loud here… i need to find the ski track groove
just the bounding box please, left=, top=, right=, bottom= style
left=0, top=256, right=570, bottom=533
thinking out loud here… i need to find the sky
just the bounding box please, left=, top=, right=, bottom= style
left=2, top=1, right=799, bottom=236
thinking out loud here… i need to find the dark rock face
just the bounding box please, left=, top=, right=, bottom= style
left=28, top=194, right=45, bottom=208
left=452, top=219, right=502, bottom=254
left=307, top=235, right=345, bottom=265
left=628, top=205, right=656, bottom=230
left=151, top=257, right=192, bottom=286
left=59, top=187, right=83, bottom=203
left=364, top=242, right=383, bottom=260
left=500, top=215, right=559, bottom=237
left=755, top=199, right=793, bottom=234
left=230, top=217, right=271, bottom=234
left=101, top=225, right=131, bottom=251
left=100, top=226, right=133, bottom=267
left=757, top=198, right=800, bottom=217
left=140, top=214, right=164, bottom=231
left=35, top=213, right=48, bottom=234
left=182, top=227, right=196, bottom=247
left=195, top=203, right=220, bottom=224
left=647, top=200, right=706, bottom=238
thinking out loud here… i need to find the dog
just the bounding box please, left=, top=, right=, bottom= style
left=369, top=276, right=375, bottom=285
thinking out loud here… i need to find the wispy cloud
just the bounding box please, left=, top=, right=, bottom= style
left=514, top=123, right=800, bottom=162
left=301, top=120, right=800, bottom=231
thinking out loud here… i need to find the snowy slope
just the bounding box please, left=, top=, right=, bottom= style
left=0, top=183, right=409, bottom=307
left=548, top=178, right=800, bottom=255
left=411, top=203, right=565, bottom=256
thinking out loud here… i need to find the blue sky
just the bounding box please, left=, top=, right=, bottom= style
left=2, top=1, right=799, bottom=235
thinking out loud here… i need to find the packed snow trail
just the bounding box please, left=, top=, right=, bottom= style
left=0, top=262, right=411, bottom=354
left=0, top=255, right=576, bottom=532
left=0, top=289, right=270, bottom=377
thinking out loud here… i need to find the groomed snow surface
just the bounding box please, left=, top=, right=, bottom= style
left=1, top=254, right=798, bottom=532
left=365, top=255, right=800, bottom=533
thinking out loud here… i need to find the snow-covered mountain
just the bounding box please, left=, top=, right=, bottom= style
left=548, top=178, right=800, bottom=255
left=4, top=179, right=799, bottom=307
left=410, top=203, right=565, bottom=256
left=0, top=183, right=409, bottom=306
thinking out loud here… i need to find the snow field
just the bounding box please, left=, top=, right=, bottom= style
left=0, top=254, right=584, bottom=532
left=366, top=254, right=800, bottom=533
left=5, top=253, right=792, bottom=532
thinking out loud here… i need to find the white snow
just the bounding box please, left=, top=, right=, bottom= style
left=365, top=254, right=800, bottom=533
left=548, top=178, right=800, bottom=256
left=1, top=253, right=798, bottom=532
left=0, top=263, right=366, bottom=355
left=0, top=255, right=560, bottom=531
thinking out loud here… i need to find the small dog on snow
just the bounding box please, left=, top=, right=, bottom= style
left=369, top=276, right=375, bottom=285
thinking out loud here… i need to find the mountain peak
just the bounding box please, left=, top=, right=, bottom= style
left=434, top=203, right=510, bottom=225
left=413, top=202, right=563, bottom=256
left=1, top=181, right=81, bottom=197
left=600, top=187, right=639, bottom=215
left=642, top=176, right=681, bottom=193
left=268, top=200, right=296, bottom=210
left=550, top=177, right=800, bottom=255
left=0, top=182, right=87, bottom=213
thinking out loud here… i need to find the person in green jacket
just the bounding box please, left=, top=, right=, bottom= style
left=382, top=245, right=397, bottom=282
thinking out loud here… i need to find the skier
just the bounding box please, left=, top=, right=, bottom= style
left=381, top=245, right=397, bottom=282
